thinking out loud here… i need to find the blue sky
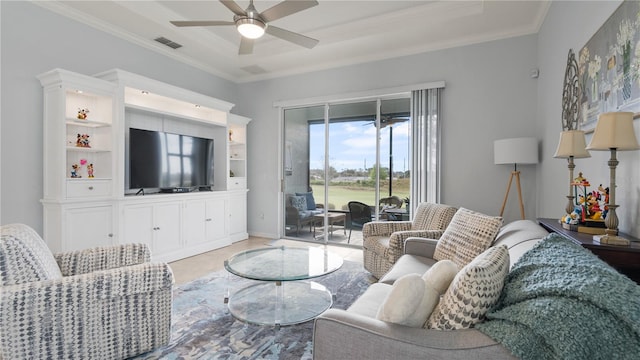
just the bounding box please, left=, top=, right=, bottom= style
left=309, top=121, right=410, bottom=172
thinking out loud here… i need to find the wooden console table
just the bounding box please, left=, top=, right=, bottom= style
left=538, top=218, right=640, bottom=283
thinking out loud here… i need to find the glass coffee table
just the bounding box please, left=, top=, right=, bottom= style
left=224, top=246, right=343, bottom=328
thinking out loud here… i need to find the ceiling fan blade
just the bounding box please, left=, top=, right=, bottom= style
left=220, top=0, right=246, bottom=16
left=265, top=25, right=319, bottom=49
left=239, top=37, right=254, bottom=55
left=171, top=20, right=235, bottom=27
left=259, top=0, right=318, bottom=23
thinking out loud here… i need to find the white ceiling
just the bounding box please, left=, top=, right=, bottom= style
left=35, top=0, right=550, bottom=83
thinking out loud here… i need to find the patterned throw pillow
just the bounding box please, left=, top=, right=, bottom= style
left=426, top=244, right=510, bottom=330
left=295, top=192, right=317, bottom=210
left=432, top=207, right=503, bottom=268
left=290, top=195, right=308, bottom=212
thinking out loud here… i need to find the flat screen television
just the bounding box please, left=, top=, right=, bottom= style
left=129, top=128, right=214, bottom=191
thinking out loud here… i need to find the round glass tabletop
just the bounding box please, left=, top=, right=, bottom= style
left=224, top=245, right=344, bottom=281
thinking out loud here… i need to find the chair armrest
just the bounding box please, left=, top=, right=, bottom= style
left=404, top=237, right=439, bottom=258
left=387, top=230, right=445, bottom=263
left=1, top=262, right=173, bottom=300
left=363, top=221, right=412, bottom=237
left=313, top=309, right=513, bottom=360
left=55, top=243, right=151, bottom=276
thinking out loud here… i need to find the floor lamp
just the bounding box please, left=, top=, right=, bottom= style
left=553, top=130, right=591, bottom=215
left=494, top=137, right=538, bottom=219
left=586, top=112, right=640, bottom=246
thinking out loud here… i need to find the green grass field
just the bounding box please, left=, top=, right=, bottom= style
left=311, top=179, right=409, bottom=210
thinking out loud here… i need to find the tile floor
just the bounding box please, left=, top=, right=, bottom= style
left=169, top=236, right=365, bottom=285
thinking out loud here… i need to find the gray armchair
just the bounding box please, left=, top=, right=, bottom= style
left=362, top=202, right=457, bottom=278
left=0, top=223, right=174, bottom=360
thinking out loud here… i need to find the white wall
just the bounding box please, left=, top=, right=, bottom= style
left=4, top=1, right=635, bottom=241
left=537, top=0, right=640, bottom=238
left=0, top=2, right=239, bottom=233
left=237, top=35, right=540, bottom=239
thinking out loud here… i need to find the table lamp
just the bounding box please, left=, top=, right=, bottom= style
left=586, top=112, right=640, bottom=246
left=494, top=137, right=538, bottom=219
left=553, top=130, right=591, bottom=214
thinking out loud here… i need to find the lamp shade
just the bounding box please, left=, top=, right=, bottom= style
left=494, top=137, right=538, bottom=165
left=587, top=112, right=640, bottom=151
left=553, top=130, right=591, bottom=158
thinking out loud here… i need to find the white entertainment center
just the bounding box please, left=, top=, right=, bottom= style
left=38, top=68, right=250, bottom=262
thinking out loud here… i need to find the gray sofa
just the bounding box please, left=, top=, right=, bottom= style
left=313, top=220, right=640, bottom=360
left=312, top=219, right=549, bottom=359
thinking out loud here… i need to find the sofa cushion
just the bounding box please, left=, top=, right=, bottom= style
left=427, top=244, right=510, bottom=330
left=379, top=254, right=438, bottom=285
left=348, top=283, right=393, bottom=318
left=0, top=223, right=63, bottom=286
left=433, top=208, right=503, bottom=268
left=422, top=259, right=459, bottom=295
left=290, top=195, right=308, bottom=212
left=376, top=273, right=426, bottom=326
left=296, top=192, right=317, bottom=210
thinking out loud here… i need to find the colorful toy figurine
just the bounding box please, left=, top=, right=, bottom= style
left=587, top=192, right=603, bottom=220
left=562, top=206, right=581, bottom=225
left=71, top=164, right=81, bottom=178
left=598, top=184, right=610, bottom=219
left=76, top=134, right=91, bottom=148
left=87, top=163, right=94, bottom=178
left=77, top=108, right=89, bottom=120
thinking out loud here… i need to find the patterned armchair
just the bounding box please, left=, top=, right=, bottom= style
left=363, top=202, right=457, bottom=279
left=0, top=224, right=174, bottom=360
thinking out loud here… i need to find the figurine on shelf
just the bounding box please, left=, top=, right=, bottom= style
left=71, top=164, right=81, bottom=178
left=76, top=133, right=91, bottom=148
left=87, top=163, right=94, bottom=178
left=587, top=191, right=603, bottom=220
left=77, top=108, right=89, bottom=120
left=562, top=206, right=581, bottom=225
left=598, top=184, right=610, bottom=219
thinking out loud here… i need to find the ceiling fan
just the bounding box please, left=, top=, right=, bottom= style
left=170, top=0, right=319, bottom=55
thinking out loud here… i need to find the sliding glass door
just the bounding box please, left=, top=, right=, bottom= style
left=282, top=97, right=410, bottom=246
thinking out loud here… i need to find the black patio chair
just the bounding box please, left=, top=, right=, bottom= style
left=347, top=201, right=373, bottom=243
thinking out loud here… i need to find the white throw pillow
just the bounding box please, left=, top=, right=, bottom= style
left=427, top=244, right=510, bottom=330
left=408, top=283, right=440, bottom=328
left=376, top=274, right=425, bottom=326
left=422, top=259, right=459, bottom=295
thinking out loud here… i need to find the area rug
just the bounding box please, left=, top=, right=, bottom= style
left=132, top=260, right=375, bottom=360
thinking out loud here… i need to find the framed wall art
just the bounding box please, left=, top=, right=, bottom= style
left=578, top=0, right=640, bottom=132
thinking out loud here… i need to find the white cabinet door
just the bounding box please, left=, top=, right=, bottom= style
left=206, top=197, right=228, bottom=242
left=151, top=202, right=182, bottom=256
left=122, top=204, right=154, bottom=249
left=121, top=202, right=181, bottom=257
left=228, top=192, right=247, bottom=242
left=184, top=197, right=228, bottom=246
left=183, top=200, right=207, bottom=246
left=64, top=205, right=114, bottom=251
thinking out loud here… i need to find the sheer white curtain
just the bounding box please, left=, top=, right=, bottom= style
left=410, top=88, right=442, bottom=214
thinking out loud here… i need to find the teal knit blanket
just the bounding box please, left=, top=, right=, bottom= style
left=476, top=233, right=640, bottom=360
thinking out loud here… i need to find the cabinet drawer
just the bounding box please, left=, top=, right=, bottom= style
left=67, top=180, right=111, bottom=198
left=228, top=177, right=246, bottom=189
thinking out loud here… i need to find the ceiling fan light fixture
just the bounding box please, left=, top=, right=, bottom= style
left=236, top=18, right=265, bottom=39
